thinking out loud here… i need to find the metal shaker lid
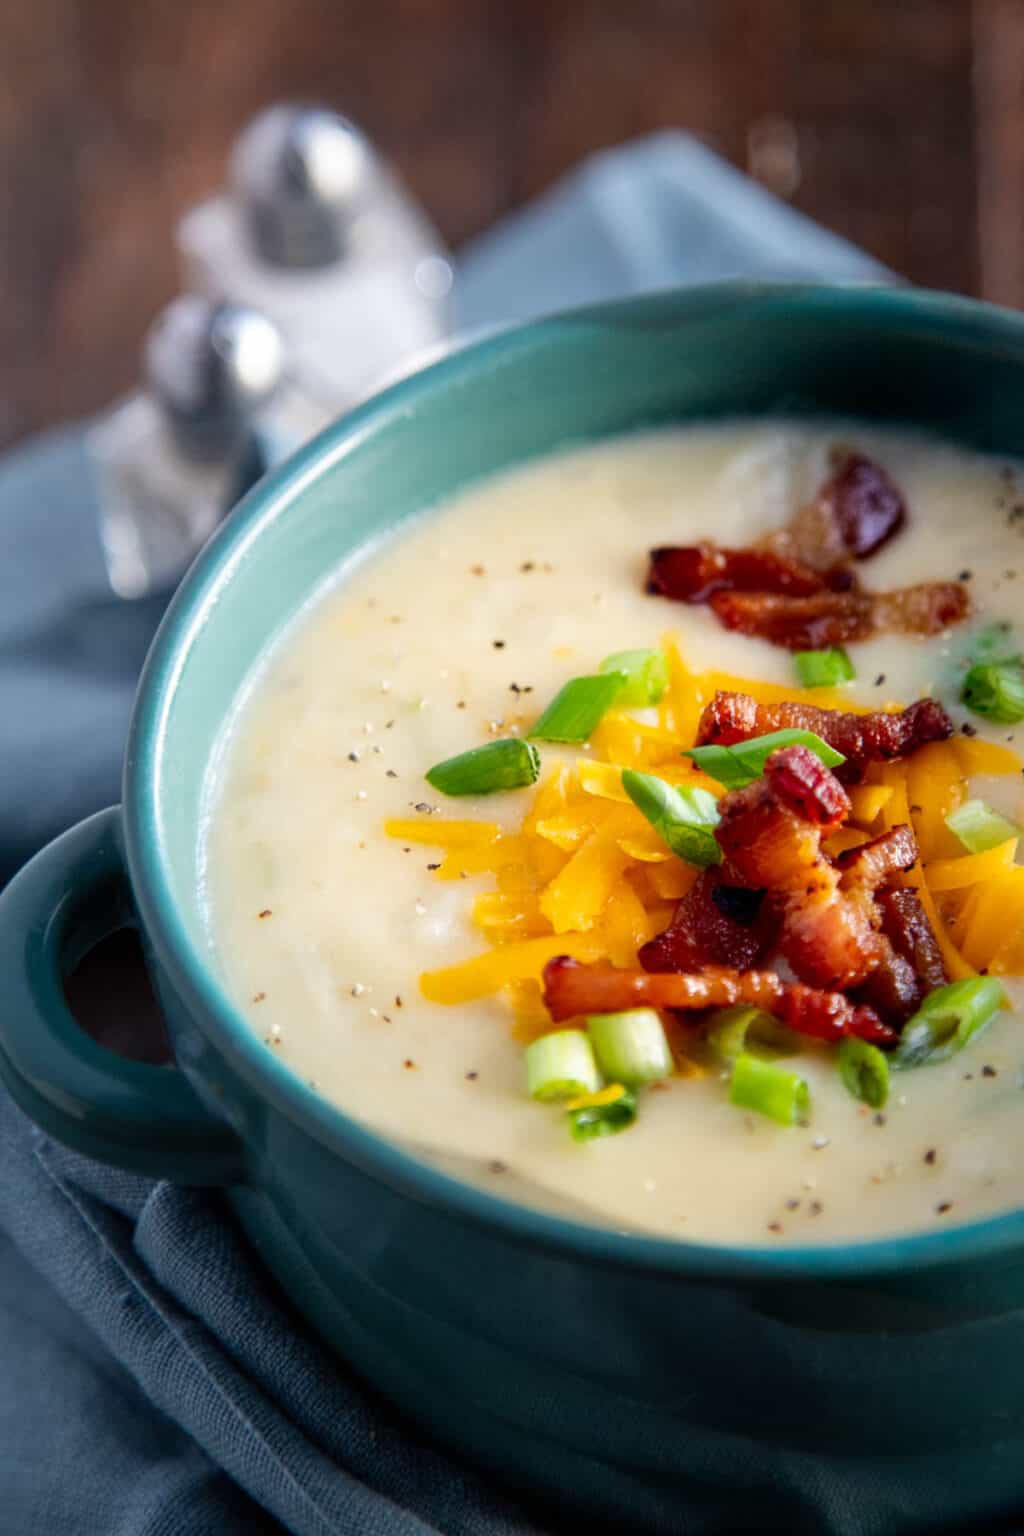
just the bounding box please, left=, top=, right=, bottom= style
left=145, top=296, right=285, bottom=462
left=230, top=104, right=377, bottom=268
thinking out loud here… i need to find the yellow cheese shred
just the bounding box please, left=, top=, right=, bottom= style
left=847, top=784, right=893, bottom=827
left=925, top=839, right=1019, bottom=892
left=421, top=933, right=604, bottom=1005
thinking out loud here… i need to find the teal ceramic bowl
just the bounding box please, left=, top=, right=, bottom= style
left=5, top=285, right=1024, bottom=1533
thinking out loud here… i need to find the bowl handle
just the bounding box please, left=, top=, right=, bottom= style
left=0, top=807, right=244, bottom=1184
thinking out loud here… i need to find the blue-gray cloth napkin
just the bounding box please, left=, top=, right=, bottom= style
left=1, top=135, right=901, bottom=1536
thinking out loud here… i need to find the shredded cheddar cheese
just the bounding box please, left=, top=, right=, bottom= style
left=390, top=638, right=1024, bottom=1019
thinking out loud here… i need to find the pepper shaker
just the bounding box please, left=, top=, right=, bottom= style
left=177, top=104, right=454, bottom=438
left=88, top=296, right=286, bottom=599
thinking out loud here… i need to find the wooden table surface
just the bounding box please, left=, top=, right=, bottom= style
left=1, top=0, right=1023, bottom=451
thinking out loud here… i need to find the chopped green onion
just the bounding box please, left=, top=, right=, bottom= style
left=893, top=977, right=1007, bottom=1070
left=837, top=1037, right=889, bottom=1109
left=965, top=621, right=1016, bottom=664
left=426, top=737, right=540, bottom=796
left=729, top=1053, right=810, bottom=1126
left=586, top=1009, right=673, bottom=1086
left=945, top=798, right=1020, bottom=854
left=598, top=648, right=668, bottom=707
left=530, top=673, right=625, bottom=743
left=568, top=1086, right=638, bottom=1141
left=525, top=1030, right=602, bottom=1102
left=621, top=768, right=722, bottom=867
left=961, top=662, right=1024, bottom=724
left=685, top=729, right=845, bottom=789
left=706, top=1004, right=798, bottom=1061
left=793, top=647, right=856, bottom=688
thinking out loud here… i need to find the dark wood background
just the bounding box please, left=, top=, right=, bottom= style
left=2, top=0, right=1023, bottom=452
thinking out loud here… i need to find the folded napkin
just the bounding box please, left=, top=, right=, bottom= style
left=1, top=136, right=908, bottom=1536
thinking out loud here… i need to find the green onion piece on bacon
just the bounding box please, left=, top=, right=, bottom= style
left=586, top=1008, right=673, bottom=1087
left=685, top=729, right=845, bottom=790
left=945, top=798, right=1020, bottom=854
left=598, top=648, right=669, bottom=707
left=893, top=977, right=1007, bottom=1070
left=525, top=1030, right=602, bottom=1102
left=837, top=1037, right=889, bottom=1109
left=621, top=768, right=722, bottom=867
left=793, top=647, right=856, bottom=688
left=426, top=737, right=540, bottom=796
left=729, top=1053, right=810, bottom=1126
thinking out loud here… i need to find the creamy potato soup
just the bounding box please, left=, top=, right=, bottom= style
left=205, top=422, right=1024, bottom=1245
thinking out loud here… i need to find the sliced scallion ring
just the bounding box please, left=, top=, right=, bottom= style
left=793, top=647, right=856, bottom=688
left=598, top=648, right=668, bottom=707
left=893, top=977, right=1007, bottom=1070
left=945, top=798, right=1020, bottom=854
left=530, top=673, right=625, bottom=743
left=729, top=1053, right=810, bottom=1126
left=706, top=1004, right=799, bottom=1061
left=621, top=768, right=722, bottom=867
left=586, top=1008, right=673, bottom=1086
left=837, top=1037, right=889, bottom=1109
left=426, top=738, right=540, bottom=796
left=525, top=1030, right=602, bottom=1102
left=567, top=1085, right=638, bottom=1142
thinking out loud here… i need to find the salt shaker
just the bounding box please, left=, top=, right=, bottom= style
left=88, top=297, right=285, bottom=599
left=177, top=105, right=454, bottom=439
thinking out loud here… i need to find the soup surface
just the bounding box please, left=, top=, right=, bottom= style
left=205, top=422, right=1024, bottom=1244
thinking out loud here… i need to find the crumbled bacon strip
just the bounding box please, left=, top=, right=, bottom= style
left=765, top=742, right=851, bottom=828
left=696, top=691, right=953, bottom=779
left=855, top=950, right=922, bottom=1028
left=646, top=544, right=835, bottom=604
left=542, top=956, right=895, bottom=1046
left=836, top=826, right=918, bottom=890
left=715, top=774, right=824, bottom=889
left=765, top=451, right=907, bottom=567
left=639, top=870, right=771, bottom=974
left=709, top=581, right=969, bottom=650
left=715, top=748, right=921, bottom=996
left=825, top=452, right=908, bottom=558
left=650, top=454, right=905, bottom=610
left=877, top=887, right=948, bottom=993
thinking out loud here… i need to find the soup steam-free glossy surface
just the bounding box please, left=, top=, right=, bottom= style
left=206, top=422, right=1024, bottom=1244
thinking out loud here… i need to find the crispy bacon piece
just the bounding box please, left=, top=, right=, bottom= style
left=778, top=861, right=890, bottom=992
left=542, top=956, right=896, bottom=1046
left=778, top=826, right=918, bottom=993
left=639, top=870, right=771, bottom=974
left=646, top=544, right=836, bottom=603
left=877, top=887, right=948, bottom=993
left=715, top=776, right=824, bottom=888
left=709, top=581, right=969, bottom=649
left=696, top=691, right=953, bottom=779
left=836, top=826, right=919, bottom=889
left=825, top=452, right=907, bottom=558
left=855, top=951, right=922, bottom=1028
left=716, top=750, right=923, bottom=998
left=764, top=743, right=851, bottom=828
left=762, top=452, right=907, bottom=574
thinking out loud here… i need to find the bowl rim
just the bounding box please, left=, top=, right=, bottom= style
left=125, top=279, right=1024, bottom=1282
